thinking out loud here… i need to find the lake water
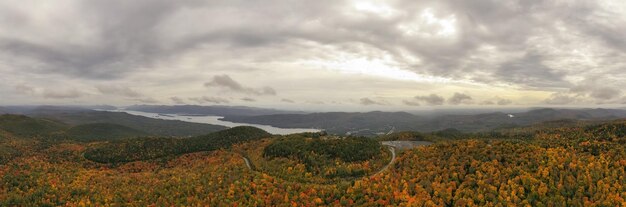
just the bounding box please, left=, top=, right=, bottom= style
left=110, top=110, right=321, bottom=135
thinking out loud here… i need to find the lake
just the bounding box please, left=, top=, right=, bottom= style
left=110, top=110, right=321, bottom=135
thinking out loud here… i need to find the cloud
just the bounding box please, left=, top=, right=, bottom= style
left=448, top=92, right=473, bottom=105
left=414, top=94, right=445, bottom=105
left=544, top=93, right=578, bottom=105
left=0, top=0, right=625, bottom=107
left=494, top=53, right=570, bottom=88
left=281, top=98, right=295, bottom=103
left=402, top=100, right=420, bottom=106
left=170, top=96, right=186, bottom=104
left=497, top=98, right=513, bottom=106
left=204, top=75, right=276, bottom=96
left=359, top=97, right=385, bottom=106
left=480, top=98, right=511, bottom=105
left=241, top=97, right=256, bottom=102
left=43, top=89, right=83, bottom=99
left=96, top=85, right=142, bottom=97
left=189, top=96, right=230, bottom=104
left=0, top=0, right=202, bottom=80
left=306, top=100, right=325, bottom=105
left=15, top=84, right=35, bottom=95
left=589, top=87, right=621, bottom=100
left=133, top=97, right=159, bottom=104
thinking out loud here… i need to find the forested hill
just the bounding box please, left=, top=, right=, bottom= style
left=222, top=111, right=421, bottom=135
left=0, top=114, right=68, bottom=138
left=64, top=123, right=150, bottom=142
left=126, top=105, right=302, bottom=116
left=83, top=126, right=271, bottom=163
left=31, top=110, right=227, bottom=137
left=222, top=108, right=626, bottom=135
left=2, top=118, right=626, bottom=205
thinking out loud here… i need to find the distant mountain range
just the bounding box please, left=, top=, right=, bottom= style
left=2, top=105, right=626, bottom=137
left=0, top=105, right=117, bottom=114
left=222, top=111, right=421, bottom=136
left=125, top=105, right=304, bottom=117
left=222, top=108, right=626, bottom=136
left=0, top=106, right=227, bottom=137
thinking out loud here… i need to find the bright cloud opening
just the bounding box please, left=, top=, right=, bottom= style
left=398, top=8, right=458, bottom=38
left=302, top=56, right=452, bottom=83
left=351, top=0, right=397, bottom=18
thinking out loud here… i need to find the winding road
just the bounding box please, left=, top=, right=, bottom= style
left=371, top=145, right=396, bottom=177
left=242, top=156, right=253, bottom=170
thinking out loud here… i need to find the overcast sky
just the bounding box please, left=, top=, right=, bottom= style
left=1, top=0, right=625, bottom=111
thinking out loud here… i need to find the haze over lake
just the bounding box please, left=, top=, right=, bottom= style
left=112, top=110, right=320, bottom=135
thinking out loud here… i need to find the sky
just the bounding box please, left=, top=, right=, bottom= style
left=0, top=0, right=625, bottom=111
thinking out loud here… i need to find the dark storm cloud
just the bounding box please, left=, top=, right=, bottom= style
left=448, top=92, right=473, bottom=105
left=414, top=94, right=445, bottom=106
left=204, top=75, right=276, bottom=96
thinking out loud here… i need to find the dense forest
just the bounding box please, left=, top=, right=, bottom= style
left=246, top=135, right=391, bottom=183
left=84, top=126, right=271, bottom=163
left=1, top=113, right=626, bottom=206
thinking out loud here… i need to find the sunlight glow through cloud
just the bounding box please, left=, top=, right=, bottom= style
left=352, top=0, right=397, bottom=18
left=302, top=57, right=452, bottom=83
left=398, top=8, right=458, bottom=38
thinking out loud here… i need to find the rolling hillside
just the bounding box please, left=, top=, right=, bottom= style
left=223, top=108, right=626, bottom=135
left=32, top=110, right=227, bottom=137
left=84, top=126, right=271, bottom=163
left=126, top=105, right=302, bottom=116
left=2, top=118, right=626, bottom=206
left=223, top=111, right=421, bottom=136
left=0, top=114, right=68, bottom=138
left=64, top=123, right=150, bottom=142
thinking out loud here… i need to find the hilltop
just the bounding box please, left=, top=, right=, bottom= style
left=32, top=110, right=227, bottom=137
left=84, top=126, right=271, bottom=163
